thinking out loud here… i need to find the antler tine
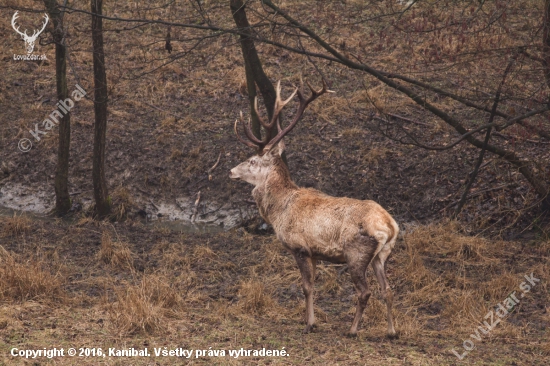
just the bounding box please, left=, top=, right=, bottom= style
left=235, top=80, right=329, bottom=153
left=240, top=111, right=266, bottom=145
left=305, top=80, right=328, bottom=106
left=252, top=81, right=298, bottom=136
left=32, top=13, right=49, bottom=37
left=234, top=114, right=261, bottom=150
left=253, top=96, right=271, bottom=130
left=274, top=86, right=298, bottom=134
left=280, top=87, right=298, bottom=109
left=264, top=80, right=328, bottom=152
left=267, top=81, right=298, bottom=130
left=11, top=11, right=26, bottom=37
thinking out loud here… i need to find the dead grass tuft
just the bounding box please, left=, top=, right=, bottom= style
left=237, top=280, right=274, bottom=315
left=97, top=231, right=134, bottom=269
left=361, top=145, right=389, bottom=168
left=108, top=275, right=183, bottom=335
left=404, top=220, right=493, bottom=261
left=2, top=213, right=32, bottom=237
left=0, top=246, right=64, bottom=303
left=110, top=186, right=135, bottom=221
left=317, top=264, right=342, bottom=294
left=191, top=244, right=218, bottom=263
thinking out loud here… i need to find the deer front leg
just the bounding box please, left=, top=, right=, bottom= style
left=293, top=250, right=317, bottom=333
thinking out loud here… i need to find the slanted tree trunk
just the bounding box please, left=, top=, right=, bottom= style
left=230, top=0, right=276, bottom=140
left=230, top=0, right=288, bottom=164
left=44, top=0, right=71, bottom=215
left=91, top=0, right=110, bottom=217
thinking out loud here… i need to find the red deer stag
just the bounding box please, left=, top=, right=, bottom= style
left=229, top=81, right=398, bottom=338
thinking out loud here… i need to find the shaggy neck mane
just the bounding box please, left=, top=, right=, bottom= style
left=266, top=158, right=298, bottom=191
left=253, top=157, right=298, bottom=223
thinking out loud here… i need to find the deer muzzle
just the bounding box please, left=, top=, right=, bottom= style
left=229, top=168, right=239, bottom=180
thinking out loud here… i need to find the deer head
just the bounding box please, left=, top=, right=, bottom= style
left=229, top=80, right=328, bottom=185
left=12, top=11, right=49, bottom=54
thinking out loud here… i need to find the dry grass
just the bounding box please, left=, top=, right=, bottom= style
left=0, top=214, right=547, bottom=365
left=110, top=186, right=135, bottom=221
left=97, top=231, right=134, bottom=269
left=404, top=220, right=495, bottom=261
left=237, top=279, right=274, bottom=315
left=0, top=246, right=64, bottom=303
left=108, top=274, right=183, bottom=335
left=361, top=145, right=390, bottom=168
left=1, top=213, right=31, bottom=237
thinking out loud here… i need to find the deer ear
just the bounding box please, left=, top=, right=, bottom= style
left=275, top=140, right=285, bottom=156
left=266, top=140, right=285, bottom=157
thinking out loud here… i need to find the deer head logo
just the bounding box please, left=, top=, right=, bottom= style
left=11, top=11, right=49, bottom=54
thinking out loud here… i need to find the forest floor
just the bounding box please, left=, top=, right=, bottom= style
left=0, top=216, right=549, bottom=365
left=1, top=0, right=550, bottom=364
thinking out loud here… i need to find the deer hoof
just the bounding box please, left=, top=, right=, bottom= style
left=302, top=324, right=315, bottom=334
left=387, top=332, right=399, bottom=340
left=346, top=331, right=358, bottom=338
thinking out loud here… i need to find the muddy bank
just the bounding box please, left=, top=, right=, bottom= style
left=0, top=182, right=245, bottom=233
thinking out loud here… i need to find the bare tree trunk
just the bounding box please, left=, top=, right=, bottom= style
left=543, top=0, right=550, bottom=90
left=91, top=0, right=110, bottom=217
left=230, top=0, right=276, bottom=140
left=230, top=0, right=288, bottom=164
left=44, top=0, right=71, bottom=215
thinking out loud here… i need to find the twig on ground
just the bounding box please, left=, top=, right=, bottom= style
left=207, top=152, right=222, bottom=180
left=191, top=191, right=201, bottom=223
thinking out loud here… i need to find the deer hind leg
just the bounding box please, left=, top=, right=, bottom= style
left=293, top=250, right=317, bottom=333
left=346, top=239, right=377, bottom=336
left=347, top=261, right=371, bottom=336
left=372, top=248, right=397, bottom=339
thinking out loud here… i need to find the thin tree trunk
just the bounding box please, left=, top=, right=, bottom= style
left=91, top=0, right=110, bottom=217
left=44, top=0, right=71, bottom=215
left=543, top=0, right=550, bottom=90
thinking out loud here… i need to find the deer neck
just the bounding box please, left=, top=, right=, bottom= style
left=252, top=161, right=297, bottom=224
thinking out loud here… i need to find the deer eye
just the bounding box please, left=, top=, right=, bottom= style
left=250, top=160, right=255, bottom=165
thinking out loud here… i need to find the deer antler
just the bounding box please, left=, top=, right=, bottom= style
left=11, top=11, right=27, bottom=38
left=235, top=80, right=329, bottom=154
left=254, top=81, right=297, bottom=133
left=263, top=80, right=328, bottom=152
left=234, top=112, right=264, bottom=150
left=31, top=14, right=49, bottom=39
